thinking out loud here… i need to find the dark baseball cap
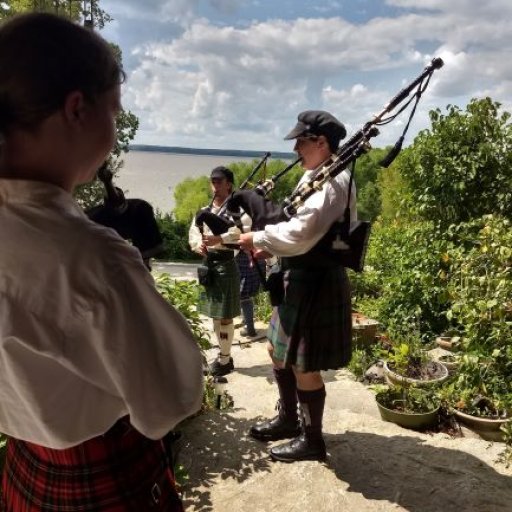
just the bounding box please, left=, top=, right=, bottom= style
left=210, top=166, right=234, bottom=183
left=284, top=110, right=347, bottom=150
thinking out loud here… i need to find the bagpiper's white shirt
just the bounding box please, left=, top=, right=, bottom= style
left=0, top=179, right=203, bottom=449
left=253, top=166, right=357, bottom=256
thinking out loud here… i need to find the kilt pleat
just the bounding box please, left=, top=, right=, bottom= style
left=1, top=419, right=183, bottom=512
left=268, top=266, right=352, bottom=372
left=198, top=257, right=240, bottom=319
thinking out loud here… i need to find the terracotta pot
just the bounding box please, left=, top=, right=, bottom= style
left=352, top=312, right=380, bottom=348
left=384, top=360, right=449, bottom=388
left=454, top=409, right=509, bottom=442
left=376, top=394, right=439, bottom=430
left=435, top=336, right=460, bottom=352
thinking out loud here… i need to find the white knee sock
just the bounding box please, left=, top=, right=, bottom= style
left=213, top=319, right=221, bottom=345
left=218, top=322, right=234, bottom=364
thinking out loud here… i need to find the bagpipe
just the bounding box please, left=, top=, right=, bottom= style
left=196, top=57, right=444, bottom=272
left=194, top=152, right=300, bottom=241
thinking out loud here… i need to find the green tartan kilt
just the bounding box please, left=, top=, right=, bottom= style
left=267, top=266, right=352, bottom=372
left=198, top=257, right=241, bottom=319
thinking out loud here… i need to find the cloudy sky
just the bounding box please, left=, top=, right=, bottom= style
left=100, top=0, right=512, bottom=152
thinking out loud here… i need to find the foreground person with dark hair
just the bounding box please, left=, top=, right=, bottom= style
left=0, top=13, right=202, bottom=511
left=239, top=111, right=354, bottom=462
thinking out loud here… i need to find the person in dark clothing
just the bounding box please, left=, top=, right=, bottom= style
left=236, top=250, right=265, bottom=338
left=87, top=164, right=164, bottom=270
left=238, top=110, right=354, bottom=463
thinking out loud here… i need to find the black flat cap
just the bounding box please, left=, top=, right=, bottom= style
left=284, top=110, right=346, bottom=151
left=210, top=166, right=234, bottom=183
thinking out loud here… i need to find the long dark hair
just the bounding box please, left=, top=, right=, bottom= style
left=0, top=12, right=125, bottom=135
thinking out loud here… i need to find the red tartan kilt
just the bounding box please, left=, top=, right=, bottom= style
left=1, top=418, right=183, bottom=512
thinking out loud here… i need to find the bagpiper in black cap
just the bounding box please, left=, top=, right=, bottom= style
left=210, top=166, right=234, bottom=183
left=284, top=110, right=347, bottom=152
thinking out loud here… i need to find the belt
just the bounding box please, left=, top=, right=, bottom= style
left=282, top=256, right=343, bottom=270
left=206, top=250, right=235, bottom=262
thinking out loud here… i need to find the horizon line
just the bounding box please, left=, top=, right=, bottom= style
left=129, top=143, right=296, bottom=159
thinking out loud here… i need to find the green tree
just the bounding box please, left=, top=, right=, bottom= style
left=397, top=97, right=512, bottom=228
left=173, top=177, right=211, bottom=224
left=1, top=1, right=111, bottom=28
left=353, top=148, right=387, bottom=221
left=378, top=161, right=413, bottom=224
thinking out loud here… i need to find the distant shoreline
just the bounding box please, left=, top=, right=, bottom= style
left=129, top=144, right=295, bottom=160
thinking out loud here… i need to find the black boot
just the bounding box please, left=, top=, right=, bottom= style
left=270, top=386, right=327, bottom=462
left=250, top=410, right=301, bottom=441
left=250, top=368, right=300, bottom=441
left=269, top=433, right=326, bottom=462
left=208, top=356, right=234, bottom=377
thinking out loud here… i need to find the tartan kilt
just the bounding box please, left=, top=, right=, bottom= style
left=1, top=419, right=183, bottom=512
left=236, top=252, right=264, bottom=300
left=267, top=266, right=352, bottom=372
left=198, top=257, right=240, bottom=319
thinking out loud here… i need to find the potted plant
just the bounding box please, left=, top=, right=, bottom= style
left=428, top=348, right=461, bottom=375
left=443, top=217, right=512, bottom=442
left=375, top=385, right=440, bottom=430
left=434, top=333, right=462, bottom=352
left=352, top=311, right=380, bottom=348
left=439, top=355, right=512, bottom=442
left=437, top=353, right=460, bottom=374
left=383, top=334, right=449, bottom=388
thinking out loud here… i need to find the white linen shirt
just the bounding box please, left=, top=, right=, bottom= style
left=252, top=166, right=357, bottom=256
left=0, top=179, right=203, bottom=449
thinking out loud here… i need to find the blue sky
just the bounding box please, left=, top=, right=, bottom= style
left=100, top=0, right=512, bottom=152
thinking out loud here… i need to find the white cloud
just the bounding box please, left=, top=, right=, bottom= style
left=119, top=3, right=512, bottom=150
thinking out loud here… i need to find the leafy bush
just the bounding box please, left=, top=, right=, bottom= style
left=397, top=97, right=512, bottom=228
left=447, top=215, right=512, bottom=357
left=354, top=220, right=452, bottom=340
left=153, top=274, right=228, bottom=414
left=154, top=274, right=211, bottom=352
left=253, top=290, right=273, bottom=323
left=155, top=212, right=199, bottom=261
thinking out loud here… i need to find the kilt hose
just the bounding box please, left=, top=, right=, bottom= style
left=198, top=251, right=240, bottom=319
left=268, top=265, right=352, bottom=372
left=1, top=419, right=183, bottom=512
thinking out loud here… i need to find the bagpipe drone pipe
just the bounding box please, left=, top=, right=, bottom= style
left=197, top=58, right=444, bottom=272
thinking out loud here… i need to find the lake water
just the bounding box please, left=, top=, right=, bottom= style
left=117, top=150, right=268, bottom=213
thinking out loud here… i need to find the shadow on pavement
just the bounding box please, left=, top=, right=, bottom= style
left=325, top=431, right=512, bottom=511
left=179, top=410, right=273, bottom=511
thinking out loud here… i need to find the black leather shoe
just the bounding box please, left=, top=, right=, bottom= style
left=208, top=357, right=234, bottom=377
left=249, top=415, right=301, bottom=441
left=270, top=433, right=326, bottom=462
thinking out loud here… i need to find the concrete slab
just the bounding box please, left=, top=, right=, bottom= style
left=178, top=340, right=512, bottom=512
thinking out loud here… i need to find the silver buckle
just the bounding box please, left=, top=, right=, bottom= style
left=151, top=483, right=161, bottom=504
